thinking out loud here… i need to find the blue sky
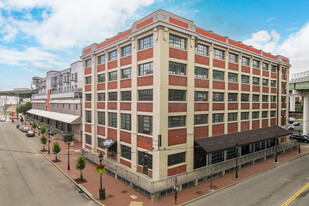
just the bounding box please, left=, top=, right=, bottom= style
left=0, top=0, right=309, bottom=90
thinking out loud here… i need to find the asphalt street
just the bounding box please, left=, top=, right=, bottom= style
left=188, top=146, right=309, bottom=206
left=0, top=121, right=97, bottom=206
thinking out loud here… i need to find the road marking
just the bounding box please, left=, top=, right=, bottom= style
left=281, top=182, right=309, bottom=206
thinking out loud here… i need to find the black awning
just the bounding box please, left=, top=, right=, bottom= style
left=195, top=126, right=291, bottom=153
left=99, top=138, right=117, bottom=149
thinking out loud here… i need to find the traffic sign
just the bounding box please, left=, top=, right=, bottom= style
left=10, top=113, right=15, bottom=117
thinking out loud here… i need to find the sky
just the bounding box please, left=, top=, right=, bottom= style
left=0, top=0, right=309, bottom=90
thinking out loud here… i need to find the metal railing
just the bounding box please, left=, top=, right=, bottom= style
left=82, top=141, right=297, bottom=199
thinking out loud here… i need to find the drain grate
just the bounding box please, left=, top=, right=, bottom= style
left=196, top=191, right=204, bottom=195
left=121, top=190, right=128, bottom=193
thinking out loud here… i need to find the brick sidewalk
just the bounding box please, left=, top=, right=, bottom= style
left=24, top=121, right=309, bottom=206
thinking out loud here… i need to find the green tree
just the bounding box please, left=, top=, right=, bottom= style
left=40, top=136, right=47, bottom=151
left=32, top=122, right=37, bottom=134
left=16, top=102, right=32, bottom=114
left=52, top=142, right=61, bottom=161
left=75, top=155, right=86, bottom=181
left=20, top=116, right=24, bottom=125
left=40, top=125, right=46, bottom=136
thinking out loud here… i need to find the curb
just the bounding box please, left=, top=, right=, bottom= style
left=180, top=151, right=309, bottom=206
left=37, top=148, right=105, bottom=206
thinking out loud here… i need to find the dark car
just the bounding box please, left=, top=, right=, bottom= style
left=290, top=134, right=309, bottom=143
left=293, top=122, right=301, bottom=126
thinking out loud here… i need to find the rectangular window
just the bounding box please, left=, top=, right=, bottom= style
left=262, top=78, right=269, bottom=86
left=228, top=73, right=238, bottom=82
left=169, top=34, right=186, bottom=49
left=85, top=94, right=91, bottom=101
left=121, top=45, right=131, bottom=57
left=241, top=57, right=249, bottom=66
left=85, top=134, right=91, bottom=145
left=108, top=112, right=117, bottom=128
left=98, top=55, right=105, bottom=65
left=121, top=91, right=131, bottom=101
left=271, top=95, right=276, bottom=102
left=109, top=50, right=117, bottom=61
left=86, top=111, right=91, bottom=123
left=270, top=111, right=276, bottom=117
left=241, top=112, right=249, bottom=120
left=85, top=59, right=91, bottom=68
left=241, top=94, right=249, bottom=102
left=252, top=77, right=260, bottom=85
left=262, top=111, right=268, bottom=118
left=241, top=75, right=249, bottom=84
left=98, top=74, right=105, bottom=83
left=213, top=48, right=224, bottom=60
left=194, top=114, right=208, bottom=125
left=213, top=70, right=224, bottom=81
left=271, top=80, right=276, bottom=87
left=85, top=76, right=91, bottom=84
left=138, top=115, right=153, bottom=135
left=138, top=152, right=152, bottom=169
left=271, top=65, right=277, bottom=73
left=121, top=68, right=131, bottom=79
left=168, top=116, right=186, bottom=128
left=228, top=93, right=238, bottom=101
left=213, top=92, right=224, bottom=102
left=168, top=152, right=186, bottom=166
left=121, top=145, right=131, bottom=160
left=213, top=113, right=224, bottom=123
left=194, top=91, right=208, bottom=101
left=263, top=63, right=269, bottom=71
left=138, top=89, right=153, bottom=101
left=169, top=62, right=186, bottom=75
left=228, top=113, right=237, bottom=122
left=226, top=147, right=237, bottom=160
left=212, top=151, right=224, bottom=164
left=169, top=90, right=186, bottom=101
left=108, top=71, right=117, bottom=81
left=252, top=94, right=259, bottom=102
left=139, top=35, right=153, bottom=50
left=98, top=112, right=105, bottom=125
left=195, top=67, right=208, bottom=79
left=98, top=93, right=105, bottom=101
left=253, top=60, right=260, bottom=68
left=195, top=44, right=208, bottom=56
left=262, top=95, right=268, bottom=102
left=252, top=111, right=259, bottom=119
left=121, top=113, right=131, bottom=131
left=139, top=62, right=153, bottom=76
left=108, top=92, right=117, bottom=101
left=229, top=53, right=238, bottom=63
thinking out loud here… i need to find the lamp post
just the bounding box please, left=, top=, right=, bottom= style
left=298, top=141, right=301, bottom=154
left=98, top=152, right=105, bottom=200
left=235, top=143, right=239, bottom=179
left=67, top=142, right=70, bottom=170
left=275, top=136, right=278, bottom=163
left=48, top=127, right=51, bottom=154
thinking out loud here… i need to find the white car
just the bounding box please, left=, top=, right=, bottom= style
left=0, top=117, right=5, bottom=122
left=19, top=125, right=25, bottom=131
left=288, top=124, right=295, bottom=130
left=21, top=126, right=29, bottom=132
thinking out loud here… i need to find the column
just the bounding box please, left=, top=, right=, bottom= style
left=290, top=94, right=295, bottom=112
left=303, top=91, right=309, bottom=134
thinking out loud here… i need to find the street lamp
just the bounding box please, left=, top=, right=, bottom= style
left=298, top=141, right=301, bottom=154
left=235, top=143, right=239, bottom=179
left=275, top=136, right=278, bottom=163
left=48, top=127, right=51, bottom=154
left=98, top=152, right=105, bottom=200
left=67, top=141, right=71, bottom=170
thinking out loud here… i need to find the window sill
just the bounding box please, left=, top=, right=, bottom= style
left=168, top=126, right=186, bottom=130
left=137, top=133, right=153, bottom=138
left=167, top=162, right=186, bottom=169
left=138, top=46, right=153, bottom=52
left=169, top=46, right=187, bottom=51
left=194, top=124, right=209, bottom=127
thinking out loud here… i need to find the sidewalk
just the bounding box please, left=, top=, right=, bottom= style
left=26, top=121, right=309, bottom=206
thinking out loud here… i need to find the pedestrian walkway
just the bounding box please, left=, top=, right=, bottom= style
left=23, top=121, right=309, bottom=206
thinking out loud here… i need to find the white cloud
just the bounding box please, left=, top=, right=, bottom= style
left=243, top=23, right=309, bottom=75
left=1, top=0, right=155, bottom=49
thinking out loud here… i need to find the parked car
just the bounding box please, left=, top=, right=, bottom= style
left=0, top=117, right=5, bottom=122
left=21, top=126, right=29, bottom=132
left=16, top=123, right=21, bottom=128
left=288, top=124, right=295, bottom=130
left=26, top=131, right=34, bottom=137
left=19, top=125, right=25, bottom=131
left=290, top=134, right=309, bottom=143
left=293, top=121, right=301, bottom=126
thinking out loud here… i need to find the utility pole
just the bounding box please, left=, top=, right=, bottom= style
left=174, top=177, right=178, bottom=204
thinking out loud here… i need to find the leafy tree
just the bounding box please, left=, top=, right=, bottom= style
left=40, top=136, right=47, bottom=151
left=16, top=102, right=32, bottom=114
left=20, top=116, right=24, bottom=124
left=32, top=122, right=37, bottom=134
left=52, top=142, right=61, bottom=161
left=40, top=125, right=46, bottom=136
left=76, top=155, right=87, bottom=181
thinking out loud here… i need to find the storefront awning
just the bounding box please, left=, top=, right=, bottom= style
left=195, top=126, right=291, bottom=153
left=27, top=109, right=81, bottom=124
left=98, top=138, right=117, bottom=149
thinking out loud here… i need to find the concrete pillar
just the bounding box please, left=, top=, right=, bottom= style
left=303, top=91, right=309, bottom=134
left=290, top=94, right=295, bottom=112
